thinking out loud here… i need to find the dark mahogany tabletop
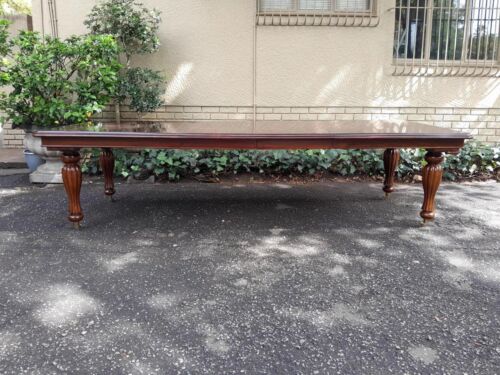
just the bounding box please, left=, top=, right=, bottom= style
left=34, top=120, right=472, bottom=152
left=35, top=120, right=470, bottom=137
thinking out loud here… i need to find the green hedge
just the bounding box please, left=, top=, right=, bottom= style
left=81, top=143, right=500, bottom=182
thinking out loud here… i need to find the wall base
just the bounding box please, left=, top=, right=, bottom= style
left=95, top=105, right=500, bottom=144
left=3, top=106, right=500, bottom=149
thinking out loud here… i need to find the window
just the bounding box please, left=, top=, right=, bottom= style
left=260, top=0, right=370, bottom=12
left=393, top=0, right=500, bottom=76
left=257, top=0, right=379, bottom=26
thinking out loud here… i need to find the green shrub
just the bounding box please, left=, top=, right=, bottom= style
left=85, top=0, right=161, bottom=62
left=0, top=0, right=31, bottom=15
left=0, top=21, right=121, bottom=130
left=118, top=68, right=166, bottom=114
left=85, top=0, right=166, bottom=116
left=81, top=143, right=500, bottom=182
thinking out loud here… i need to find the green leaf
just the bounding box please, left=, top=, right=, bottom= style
left=79, top=145, right=500, bottom=182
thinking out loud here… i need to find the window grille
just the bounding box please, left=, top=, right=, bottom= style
left=393, top=0, right=500, bottom=76
left=257, top=0, right=379, bottom=26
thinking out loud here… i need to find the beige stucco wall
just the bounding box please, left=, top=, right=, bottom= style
left=33, top=0, right=256, bottom=107
left=31, top=0, right=500, bottom=109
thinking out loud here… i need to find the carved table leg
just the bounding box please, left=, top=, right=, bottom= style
left=420, top=151, right=445, bottom=223
left=99, top=148, right=116, bottom=200
left=383, top=148, right=400, bottom=197
left=62, top=151, right=84, bottom=229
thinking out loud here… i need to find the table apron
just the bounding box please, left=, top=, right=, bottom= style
left=41, top=137, right=465, bottom=153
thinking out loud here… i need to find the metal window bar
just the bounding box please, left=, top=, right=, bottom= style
left=393, top=0, right=500, bottom=77
left=257, top=0, right=379, bottom=26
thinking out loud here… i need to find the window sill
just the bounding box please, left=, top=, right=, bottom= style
left=392, top=60, right=500, bottom=77
left=256, top=12, right=379, bottom=27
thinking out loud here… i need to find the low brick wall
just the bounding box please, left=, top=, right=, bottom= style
left=1, top=122, right=25, bottom=148
left=98, top=106, right=500, bottom=144
left=3, top=106, right=500, bottom=148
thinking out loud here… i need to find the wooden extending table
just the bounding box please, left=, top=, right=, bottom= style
left=33, top=120, right=472, bottom=228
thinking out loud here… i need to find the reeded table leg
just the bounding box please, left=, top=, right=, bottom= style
left=99, top=148, right=116, bottom=200
left=420, top=151, right=444, bottom=223
left=383, top=148, right=400, bottom=197
left=62, top=151, right=84, bottom=229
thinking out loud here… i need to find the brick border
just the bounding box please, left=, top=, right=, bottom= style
left=3, top=106, right=500, bottom=148
left=97, top=106, right=500, bottom=143
left=1, top=122, right=25, bottom=148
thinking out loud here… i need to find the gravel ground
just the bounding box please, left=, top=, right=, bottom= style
left=0, top=174, right=499, bottom=374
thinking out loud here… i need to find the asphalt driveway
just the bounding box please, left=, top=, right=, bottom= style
left=0, top=174, right=499, bottom=374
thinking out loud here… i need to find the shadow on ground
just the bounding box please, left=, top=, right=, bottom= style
left=0, top=176, right=499, bottom=374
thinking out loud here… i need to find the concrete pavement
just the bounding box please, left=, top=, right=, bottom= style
left=0, top=175, right=499, bottom=374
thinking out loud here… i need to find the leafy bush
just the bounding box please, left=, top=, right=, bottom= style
left=0, top=0, right=31, bottom=15
left=0, top=20, right=121, bottom=130
left=81, top=143, right=500, bottom=182
left=85, top=0, right=161, bottom=63
left=119, top=68, right=166, bottom=114
left=85, top=0, right=166, bottom=116
left=443, top=143, right=500, bottom=180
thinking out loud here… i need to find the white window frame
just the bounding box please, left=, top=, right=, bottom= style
left=258, top=0, right=377, bottom=16
left=257, top=0, right=379, bottom=26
